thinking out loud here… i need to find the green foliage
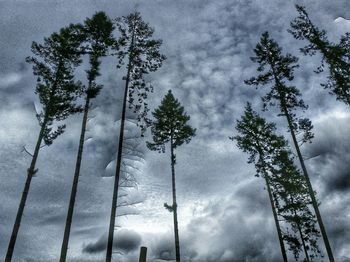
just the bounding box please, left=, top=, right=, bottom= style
left=82, top=11, right=115, bottom=95
left=147, top=90, right=196, bottom=153
left=233, top=103, right=321, bottom=260
left=232, top=103, right=286, bottom=176
left=289, top=5, right=350, bottom=105
left=272, top=150, right=322, bottom=260
left=114, top=12, right=166, bottom=133
left=26, top=24, right=85, bottom=145
left=245, top=32, right=314, bottom=145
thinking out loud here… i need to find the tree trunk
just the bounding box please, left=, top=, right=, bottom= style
left=281, top=103, right=334, bottom=262
left=256, top=146, right=288, bottom=262
left=106, top=76, right=128, bottom=262
left=264, top=176, right=288, bottom=262
left=5, top=115, right=48, bottom=261
left=106, top=27, right=135, bottom=261
left=295, top=215, right=310, bottom=261
left=271, top=64, right=335, bottom=261
left=170, top=138, right=181, bottom=262
left=59, top=94, right=90, bottom=262
left=290, top=196, right=310, bottom=262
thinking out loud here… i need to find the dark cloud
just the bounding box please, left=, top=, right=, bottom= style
left=83, top=229, right=141, bottom=254
left=305, top=113, right=350, bottom=194
left=1, top=0, right=350, bottom=261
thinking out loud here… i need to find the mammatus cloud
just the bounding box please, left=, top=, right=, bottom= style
left=0, top=0, right=350, bottom=261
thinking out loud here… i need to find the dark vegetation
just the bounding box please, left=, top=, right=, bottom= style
left=4, top=4, right=350, bottom=262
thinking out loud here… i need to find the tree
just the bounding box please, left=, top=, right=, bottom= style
left=233, top=103, right=321, bottom=261
left=272, top=150, right=322, bottom=261
left=59, top=12, right=115, bottom=262
left=289, top=5, right=350, bottom=105
left=106, top=12, right=166, bottom=262
left=5, top=25, right=84, bottom=261
left=147, top=90, right=196, bottom=262
left=245, top=32, right=334, bottom=261
left=233, top=103, right=288, bottom=261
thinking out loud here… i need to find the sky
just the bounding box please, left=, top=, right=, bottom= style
left=0, top=0, right=350, bottom=261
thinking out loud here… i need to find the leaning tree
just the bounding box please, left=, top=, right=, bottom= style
left=233, top=103, right=321, bottom=261
left=289, top=4, right=350, bottom=105
left=245, top=31, right=334, bottom=261
left=59, top=12, right=115, bottom=262
left=5, top=24, right=84, bottom=261
left=106, top=12, right=166, bottom=261
left=232, top=103, right=288, bottom=262
left=272, top=149, right=322, bottom=261
left=147, top=90, right=196, bottom=262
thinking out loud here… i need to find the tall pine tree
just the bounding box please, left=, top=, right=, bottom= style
left=233, top=103, right=321, bottom=261
left=245, top=32, right=334, bottom=261
left=147, top=90, right=196, bottom=262
left=5, top=24, right=84, bottom=261
left=233, top=103, right=288, bottom=261
left=289, top=5, right=350, bottom=105
left=272, top=150, right=321, bottom=261
left=106, top=12, right=166, bottom=261
left=59, top=12, right=115, bottom=262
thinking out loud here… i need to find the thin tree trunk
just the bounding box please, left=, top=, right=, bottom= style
left=5, top=114, right=48, bottom=261
left=271, top=65, right=335, bottom=261
left=281, top=103, right=334, bottom=262
left=170, top=137, right=181, bottom=262
left=256, top=145, right=288, bottom=262
left=290, top=196, right=310, bottom=262
left=59, top=93, right=90, bottom=262
left=295, top=215, right=310, bottom=261
left=105, top=75, right=128, bottom=262
left=264, top=176, right=288, bottom=262
left=106, top=28, right=135, bottom=261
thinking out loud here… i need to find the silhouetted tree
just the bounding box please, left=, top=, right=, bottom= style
left=233, top=103, right=321, bottom=261
left=233, top=103, right=288, bottom=262
left=59, top=12, right=115, bottom=262
left=106, top=12, right=166, bottom=262
left=272, top=150, right=322, bottom=261
left=245, top=32, right=334, bottom=261
left=147, top=90, right=196, bottom=262
left=5, top=25, right=84, bottom=261
left=289, top=5, right=350, bottom=105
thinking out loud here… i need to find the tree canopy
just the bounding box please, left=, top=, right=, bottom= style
left=147, top=90, right=196, bottom=154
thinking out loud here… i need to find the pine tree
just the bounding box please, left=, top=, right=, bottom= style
left=106, top=12, right=166, bottom=261
left=147, top=90, right=196, bottom=262
left=245, top=32, right=334, bottom=261
left=5, top=25, right=84, bottom=261
left=289, top=5, right=350, bottom=105
left=59, top=12, right=115, bottom=262
left=233, top=103, right=288, bottom=262
left=233, top=103, right=321, bottom=261
left=272, top=150, right=322, bottom=261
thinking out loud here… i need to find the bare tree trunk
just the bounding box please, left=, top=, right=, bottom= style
left=106, top=77, right=128, bottom=262
left=106, top=21, right=136, bottom=262
left=170, top=137, right=181, bottom=262
left=264, top=176, right=288, bottom=262
left=5, top=114, right=48, bottom=261
left=295, top=215, right=310, bottom=261
left=59, top=94, right=90, bottom=262
left=289, top=196, right=310, bottom=262
left=281, top=103, right=334, bottom=262
left=270, top=65, right=335, bottom=261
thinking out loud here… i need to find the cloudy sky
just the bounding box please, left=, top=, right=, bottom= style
left=1, top=0, right=350, bottom=261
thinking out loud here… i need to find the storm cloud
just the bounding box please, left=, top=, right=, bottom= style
left=0, top=0, right=350, bottom=261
